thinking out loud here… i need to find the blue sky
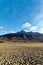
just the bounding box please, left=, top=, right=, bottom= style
left=0, top=0, right=43, bottom=35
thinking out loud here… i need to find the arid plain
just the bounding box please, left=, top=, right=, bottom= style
left=0, top=42, right=43, bottom=65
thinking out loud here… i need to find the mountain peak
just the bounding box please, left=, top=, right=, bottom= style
left=21, top=30, right=26, bottom=33
left=0, top=30, right=43, bottom=42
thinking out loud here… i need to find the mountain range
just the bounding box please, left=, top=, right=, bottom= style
left=0, top=30, right=43, bottom=42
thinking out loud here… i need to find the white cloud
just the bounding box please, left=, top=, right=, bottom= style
left=37, top=21, right=43, bottom=28
left=22, top=22, right=31, bottom=28
left=34, top=13, right=43, bottom=22
left=31, top=4, right=43, bottom=33
left=38, top=28, right=43, bottom=33
left=30, top=26, right=37, bottom=31
left=10, top=31, right=16, bottom=33
left=0, top=26, right=3, bottom=31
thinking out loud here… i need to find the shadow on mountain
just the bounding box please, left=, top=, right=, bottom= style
left=0, top=30, right=43, bottom=43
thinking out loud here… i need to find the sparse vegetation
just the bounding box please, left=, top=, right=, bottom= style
left=0, top=42, right=43, bottom=65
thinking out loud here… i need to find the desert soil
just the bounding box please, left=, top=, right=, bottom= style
left=0, top=42, right=43, bottom=65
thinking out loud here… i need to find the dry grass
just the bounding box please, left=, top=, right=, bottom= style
left=0, top=42, right=43, bottom=65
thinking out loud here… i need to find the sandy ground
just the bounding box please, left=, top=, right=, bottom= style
left=0, top=42, right=43, bottom=65
left=0, top=42, right=43, bottom=48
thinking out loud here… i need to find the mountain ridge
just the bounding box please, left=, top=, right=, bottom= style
left=0, top=30, right=43, bottom=42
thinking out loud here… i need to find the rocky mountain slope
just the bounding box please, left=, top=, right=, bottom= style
left=0, top=30, right=43, bottom=42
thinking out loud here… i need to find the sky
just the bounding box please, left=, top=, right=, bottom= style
left=0, top=0, right=43, bottom=35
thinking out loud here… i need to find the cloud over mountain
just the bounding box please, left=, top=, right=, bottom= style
left=0, top=26, right=4, bottom=31
left=22, top=22, right=31, bottom=28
